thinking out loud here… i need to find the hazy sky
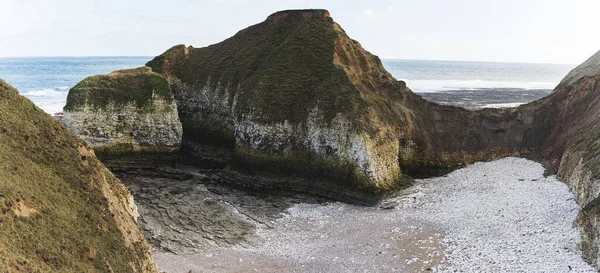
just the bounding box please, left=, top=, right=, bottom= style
left=1, top=0, right=599, bottom=64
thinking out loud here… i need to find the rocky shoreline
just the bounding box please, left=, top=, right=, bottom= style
left=49, top=8, right=600, bottom=271
left=6, top=7, right=600, bottom=273
left=117, top=158, right=593, bottom=273
left=417, top=88, right=552, bottom=109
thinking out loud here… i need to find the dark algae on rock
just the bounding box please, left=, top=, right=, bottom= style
left=144, top=9, right=538, bottom=204
left=59, top=8, right=600, bottom=269
left=0, top=79, right=157, bottom=272
left=63, top=67, right=183, bottom=170
left=146, top=10, right=410, bottom=204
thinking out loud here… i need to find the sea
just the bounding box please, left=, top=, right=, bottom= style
left=0, top=57, right=151, bottom=114
left=0, top=57, right=576, bottom=114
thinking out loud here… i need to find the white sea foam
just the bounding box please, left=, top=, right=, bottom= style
left=32, top=99, right=67, bottom=115
left=483, top=102, right=525, bottom=109
left=22, top=88, right=64, bottom=97
left=402, top=79, right=558, bottom=93
left=21, top=87, right=70, bottom=114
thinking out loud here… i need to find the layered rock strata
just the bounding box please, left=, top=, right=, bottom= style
left=0, top=79, right=157, bottom=272
left=63, top=67, right=183, bottom=169
left=63, top=9, right=600, bottom=267
left=543, top=51, right=600, bottom=267
left=145, top=10, right=538, bottom=203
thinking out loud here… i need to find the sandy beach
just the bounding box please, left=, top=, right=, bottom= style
left=132, top=158, right=593, bottom=272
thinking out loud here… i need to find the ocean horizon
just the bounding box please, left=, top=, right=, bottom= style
left=0, top=56, right=576, bottom=114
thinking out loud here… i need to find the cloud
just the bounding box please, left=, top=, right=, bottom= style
left=362, top=9, right=375, bottom=19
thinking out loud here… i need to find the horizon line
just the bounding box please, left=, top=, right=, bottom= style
left=0, top=55, right=577, bottom=66
left=382, top=58, right=576, bottom=66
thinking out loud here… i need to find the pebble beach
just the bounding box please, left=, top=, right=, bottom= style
left=150, top=157, right=594, bottom=272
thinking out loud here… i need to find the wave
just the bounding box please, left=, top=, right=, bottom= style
left=482, top=102, right=525, bottom=109
left=22, top=88, right=65, bottom=97
left=21, top=87, right=71, bottom=114
left=26, top=97, right=66, bottom=115
left=401, top=79, right=558, bottom=93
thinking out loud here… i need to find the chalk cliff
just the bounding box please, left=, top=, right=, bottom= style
left=546, top=65, right=600, bottom=268
left=63, top=67, right=182, bottom=168
left=147, top=10, right=406, bottom=203
left=0, top=79, right=156, bottom=272
left=145, top=10, right=539, bottom=203
left=62, top=8, right=600, bottom=268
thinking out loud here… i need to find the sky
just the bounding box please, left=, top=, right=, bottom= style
left=0, top=0, right=599, bottom=64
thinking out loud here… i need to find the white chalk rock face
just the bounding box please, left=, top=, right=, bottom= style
left=63, top=99, right=182, bottom=149
left=233, top=105, right=400, bottom=187
left=143, top=11, right=410, bottom=204
left=63, top=67, right=182, bottom=152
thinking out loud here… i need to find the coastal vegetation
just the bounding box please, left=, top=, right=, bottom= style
left=0, top=79, right=156, bottom=272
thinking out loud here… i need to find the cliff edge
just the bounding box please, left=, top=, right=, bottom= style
left=558, top=50, right=600, bottom=88
left=0, top=79, right=156, bottom=272
left=61, top=9, right=600, bottom=268
left=63, top=67, right=182, bottom=169
left=145, top=9, right=540, bottom=203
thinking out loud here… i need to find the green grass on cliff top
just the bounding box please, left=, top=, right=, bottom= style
left=0, top=79, right=151, bottom=272
left=147, top=9, right=364, bottom=125
left=145, top=9, right=409, bottom=191
left=64, top=66, right=172, bottom=111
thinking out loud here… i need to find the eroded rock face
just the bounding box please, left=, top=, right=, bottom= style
left=558, top=50, right=600, bottom=88
left=61, top=8, right=600, bottom=268
left=145, top=9, right=545, bottom=203
left=145, top=9, right=600, bottom=264
left=145, top=10, right=418, bottom=203
left=544, top=75, right=600, bottom=268
left=63, top=67, right=183, bottom=164
left=0, top=79, right=157, bottom=272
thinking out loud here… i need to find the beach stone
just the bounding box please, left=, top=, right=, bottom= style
left=146, top=158, right=594, bottom=273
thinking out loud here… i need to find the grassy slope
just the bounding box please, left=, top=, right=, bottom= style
left=0, top=79, right=155, bottom=272
left=146, top=10, right=410, bottom=192
left=148, top=10, right=364, bottom=126
left=64, top=66, right=171, bottom=112
left=147, top=10, right=535, bottom=189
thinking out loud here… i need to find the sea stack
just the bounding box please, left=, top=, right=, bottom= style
left=63, top=67, right=182, bottom=168
left=145, top=9, right=535, bottom=203
left=0, top=79, right=156, bottom=272
left=56, top=8, right=600, bottom=267
left=147, top=9, right=407, bottom=203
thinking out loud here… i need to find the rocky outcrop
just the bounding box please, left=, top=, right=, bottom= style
left=546, top=73, right=600, bottom=267
left=147, top=10, right=408, bottom=203
left=60, top=8, right=600, bottom=267
left=558, top=50, right=600, bottom=88
left=0, top=79, right=156, bottom=272
left=63, top=67, right=182, bottom=169
left=145, top=9, right=542, bottom=203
